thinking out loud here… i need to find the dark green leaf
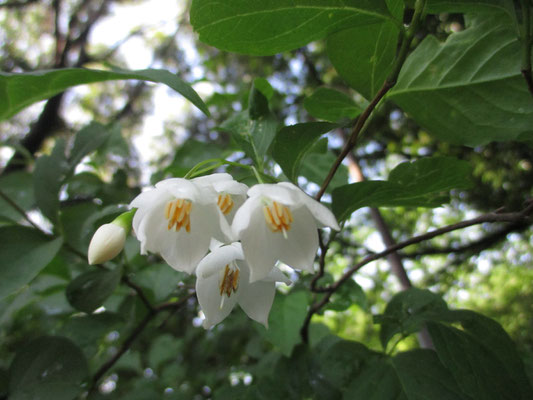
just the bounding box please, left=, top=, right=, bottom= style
left=257, top=291, right=308, bottom=356
left=272, top=122, right=337, bottom=182
left=0, top=171, right=34, bottom=223
left=389, top=13, right=533, bottom=146
left=33, top=139, right=70, bottom=224
left=251, top=115, right=278, bottom=160
left=9, top=336, right=88, bottom=400
left=332, top=156, right=472, bottom=221
left=0, top=67, right=209, bottom=121
left=375, top=288, right=448, bottom=349
left=249, top=78, right=272, bottom=119
left=344, top=350, right=468, bottom=400
left=0, top=226, right=63, bottom=300
left=328, top=20, right=399, bottom=99
left=424, top=0, right=515, bottom=16
left=327, top=278, right=367, bottom=312
left=69, top=122, right=112, bottom=168
left=428, top=322, right=520, bottom=400
left=190, top=0, right=393, bottom=55
left=304, top=87, right=363, bottom=122
left=66, top=267, right=122, bottom=313
left=300, top=150, right=350, bottom=190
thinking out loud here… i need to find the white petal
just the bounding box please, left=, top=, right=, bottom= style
left=196, top=243, right=244, bottom=279
left=224, top=193, right=246, bottom=224
left=211, top=180, right=248, bottom=195
left=237, top=262, right=276, bottom=327
left=231, top=196, right=262, bottom=238
left=262, top=267, right=292, bottom=285
left=236, top=200, right=285, bottom=282
left=155, top=178, right=206, bottom=203
left=278, top=182, right=340, bottom=230
left=247, top=184, right=299, bottom=205
left=196, top=264, right=239, bottom=329
left=193, top=173, right=233, bottom=186
left=277, top=206, right=319, bottom=273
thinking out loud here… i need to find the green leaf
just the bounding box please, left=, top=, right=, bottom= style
left=249, top=78, right=272, bottom=119
left=304, top=87, right=363, bottom=122
left=316, top=337, right=373, bottom=389
left=250, top=115, right=278, bottom=159
left=428, top=322, right=522, bottom=400
left=257, top=291, right=308, bottom=356
left=190, top=0, right=393, bottom=55
left=424, top=0, right=515, bottom=16
left=332, top=156, right=472, bottom=222
left=389, top=13, right=533, bottom=146
left=0, top=67, right=209, bottom=121
left=0, top=171, right=34, bottom=223
left=375, top=288, right=448, bottom=349
left=271, top=122, right=337, bottom=182
left=327, top=279, right=367, bottom=312
left=327, top=20, right=399, bottom=99
left=33, top=139, right=70, bottom=224
left=69, top=122, right=112, bottom=168
left=66, top=268, right=122, bottom=313
left=344, top=350, right=468, bottom=400
left=300, top=150, right=350, bottom=190
left=0, top=226, right=63, bottom=300
left=9, top=336, right=88, bottom=400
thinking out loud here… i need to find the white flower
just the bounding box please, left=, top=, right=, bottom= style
left=130, top=177, right=232, bottom=274
left=192, top=173, right=248, bottom=223
left=88, top=223, right=126, bottom=265
left=195, top=242, right=290, bottom=328
left=232, top=182, right=340, bottom=282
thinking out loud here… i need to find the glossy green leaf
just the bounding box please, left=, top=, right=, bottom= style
left=190, top=0, right=393, bottom=55
left=257, top=291, right=308, bottom=356
left=327, top=279, right=367, bottom=312
left=271, top=122, right=337, bottom=182
left=66, top=268, right=122, bottom=313
left=375, top=288, right=448, bottom=349
left=303, top=87, right=363, bottom=122
left=300, top=150, right=350, bottom=190
left=332, top=156, right=472, bottom=221
left=0, top=226, right=63, bottom=300
left=69, top=122, right=112, bottom=168
left=249, top=78, right=272, bottom=119
left=250, top=115, right=278, bottom=159
left=33, top=139, right=70, bottom=224
left=328, top=20, right=399, bottom=99
left=0, top=67, right=209, bottom=121
left=389, top=13, right=533, bottom=146
left=9, top=336, right=88, bottom=400
left=423, top=0, right=515, bottom=15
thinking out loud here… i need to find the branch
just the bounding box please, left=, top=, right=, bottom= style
left=300, top=201, right=533, bottom=341
left=315, top=0, right=427, bottom=200
left=0, top=0, right=39, bottom=8
left=89, top=293, right=194, bottom=392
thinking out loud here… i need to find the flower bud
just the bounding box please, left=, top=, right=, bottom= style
left=88, top=223, right=126, bottom=265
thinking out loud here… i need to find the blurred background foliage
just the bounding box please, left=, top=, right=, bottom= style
left=0, top=0, right=532, bottom=398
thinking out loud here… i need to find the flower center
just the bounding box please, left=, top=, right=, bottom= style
left=164, top=199, right=192, bottom=232
left=219, top=264, right=239, bottom=304
left=263, top=201, right=293, bottom=238
left=217, top=193, right=234, bottom=215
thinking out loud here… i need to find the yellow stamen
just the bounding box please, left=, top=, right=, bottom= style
left=217, top=193, right=234, bottom=215
left=219, top=264, right=239, bottom=308
left=263, top=201, right=293, bottom=235
left=164, top=199, right=192, bottom=232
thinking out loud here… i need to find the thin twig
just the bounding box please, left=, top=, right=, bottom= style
left=300, top=201, right=533, bottom=341
left=315, top=0, right=427, bottom=201
left=0, top=189, right=46, bottom=233
left=89, top=293, right=194, bottom=392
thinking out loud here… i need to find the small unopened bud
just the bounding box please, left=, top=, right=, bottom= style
left=88, top=223, right=126, bottom=265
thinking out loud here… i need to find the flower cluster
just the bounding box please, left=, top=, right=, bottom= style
left=90, top=173, right=339, bottom=328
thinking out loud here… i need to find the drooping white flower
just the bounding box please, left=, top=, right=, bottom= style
left=130, top=177, right=232, bottom=274
left=232, top=182, right=340, bottom=282
left=192, top=173, right=248, bottom=223
left=195, top=242, right=290, bottom=328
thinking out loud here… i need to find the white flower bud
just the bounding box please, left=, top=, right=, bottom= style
left=88, top=223, right=126, bottom=265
